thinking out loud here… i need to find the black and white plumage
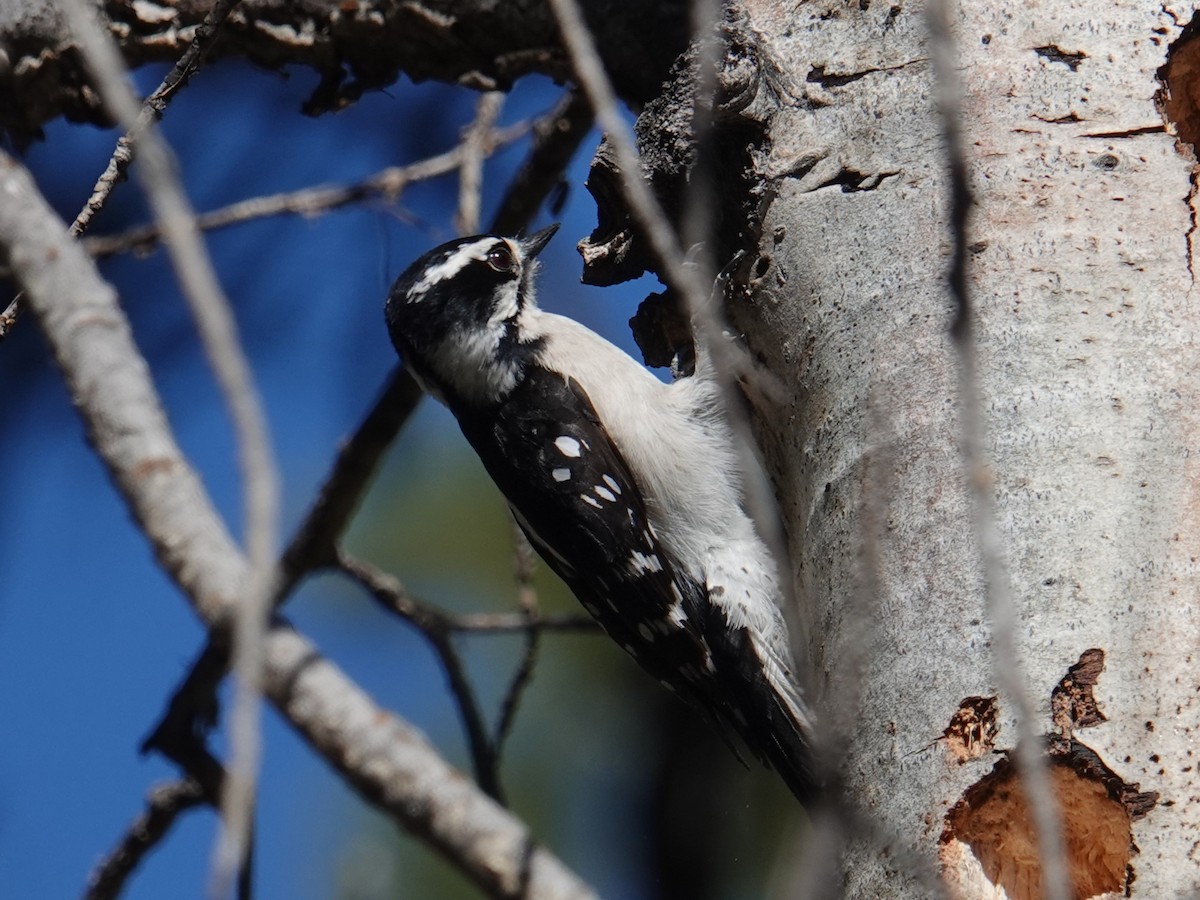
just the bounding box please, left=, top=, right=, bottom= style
left=384, top=225, right=817, bottom=802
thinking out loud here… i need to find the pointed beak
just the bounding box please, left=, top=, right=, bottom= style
left=519, top=223, right=560, bottom=260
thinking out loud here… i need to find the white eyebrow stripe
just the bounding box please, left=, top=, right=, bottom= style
left=406, top=238, right=494, bottom=300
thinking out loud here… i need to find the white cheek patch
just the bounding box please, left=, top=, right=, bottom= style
left=487, top=281, right=521, bottom=326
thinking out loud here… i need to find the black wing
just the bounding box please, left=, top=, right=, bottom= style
left=453, top=367, right=737, bottom=730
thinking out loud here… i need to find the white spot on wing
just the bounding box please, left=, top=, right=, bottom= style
left=581, top=494, right=602, bottom=508
left=629, top=550, right=663, bottom=574
left=552, top=467, right=571, bottom=482
left=594, top=486, right=616, bottom=503
left=623, top=643, right=639, bottom=658
left=602, top=475, right=621, bottom=494
left=637, top=623, right=655, bottom=642
left=554, top=436, right=582, bottom=458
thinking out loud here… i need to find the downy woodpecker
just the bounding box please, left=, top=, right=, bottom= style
left=384, top=224, right=816, bottom=802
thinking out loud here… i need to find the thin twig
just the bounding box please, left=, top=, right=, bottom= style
left=84, top=121, right=532, bottom=260
left=84, top=779, right=208, bottom=900
left=136, top=647, right=255, bottom=900
left=336, top=550, right=506, bottom=804
left=277, top=368, right=424, bottom=597
left=926, top=1, right=1069, bottom=898
left=456, top=92, right=506, bottom=235
left=56, top=1, right=280, bottom=892
left=72, top=0, right=242, bottom=239
left=489, top=89, right=593, bottom=236
left=0, top=0, right=239, bottom=343
left=493, top=522, right=542, bottom=752
left=448, top=611, right=597, bottom=634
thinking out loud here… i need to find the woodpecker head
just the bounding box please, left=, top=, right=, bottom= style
left=385, top=224, right=559, bottom=406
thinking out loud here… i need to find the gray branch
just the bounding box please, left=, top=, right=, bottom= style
left=0, top=0, right=689, bottom=143
left=0, top=150, right=597, bottom=900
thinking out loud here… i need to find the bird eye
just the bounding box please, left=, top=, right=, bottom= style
left=486, top=245, right=515, bottom=273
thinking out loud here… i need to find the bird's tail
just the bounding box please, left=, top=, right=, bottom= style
left=750, top=635, right=821, bottom=805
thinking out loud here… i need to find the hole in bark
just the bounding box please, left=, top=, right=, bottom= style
left=942, top=695, right=999, bottom=764
left=1051, top=647, right=1108, bottom=736
left=1034, top=45, right=1086, bottom=71
left=941, top=741, right=1158, bottom=899
left=1158, top=11, right=1200, bottom=150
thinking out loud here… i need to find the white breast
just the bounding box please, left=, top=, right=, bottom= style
left=527, top=311, right=762, bottom=576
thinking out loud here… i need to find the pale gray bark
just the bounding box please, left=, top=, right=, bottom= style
left=728, top=0, right=1197, bottom=895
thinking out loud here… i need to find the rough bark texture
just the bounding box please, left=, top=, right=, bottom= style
left=708, top=0, right=1197, bottom=895
left=0, top=0, right=687, bottom=142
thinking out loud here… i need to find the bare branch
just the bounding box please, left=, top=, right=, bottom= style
left=456, top=92, right=506, bottom=235
left=0, top=151, right=595, bottom=900
left=266, top=621, right=599, bottom=900
left=493, top=522, right=541, bottom=753
left=85, top=779, right=208, bottom=900
left=0, top=0, right=688, bottom=142
left=490, top=89, right=593, bottom=236
left=449, top=612, right=597, bottom=634
left=279, top=368, right=424, bottom=594
left=84, top=121, right=532, bottom=260
left=0, top=0, right=238, bottom=342
left=336, top=550, right=506, bottom=804
left=546, top=0, right=705, bottom=312
left=72, top=0, right=242, bottom=238
left=54, top=2, right=280, bottom=888
left=926, top=0, right=1069, bottom=897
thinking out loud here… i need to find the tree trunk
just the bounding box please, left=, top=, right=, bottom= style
left=720, top=0, right=1196, bottom=895
left=4, top=0, right=1198, bottom=895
